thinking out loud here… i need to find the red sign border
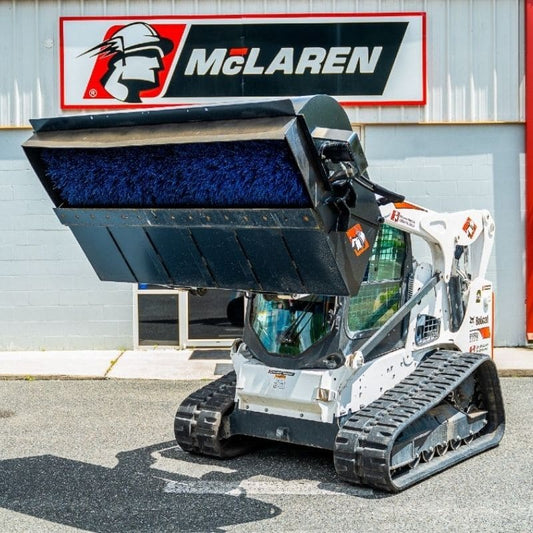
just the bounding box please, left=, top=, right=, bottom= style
left=59, top=12, right=427, bottom=110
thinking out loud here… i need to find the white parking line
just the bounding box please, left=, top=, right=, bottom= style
left=162, top=479, right=374, bottom=497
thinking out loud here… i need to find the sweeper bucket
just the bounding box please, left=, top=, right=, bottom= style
left=23, top=95, right=384, bottom=295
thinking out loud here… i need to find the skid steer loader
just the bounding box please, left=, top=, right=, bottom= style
left=23, top=95, right=504, bottom=492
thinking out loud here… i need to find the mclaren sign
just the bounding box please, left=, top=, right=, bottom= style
left=60, top=13, right=426, bottom=108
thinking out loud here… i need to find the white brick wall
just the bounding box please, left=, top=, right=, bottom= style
left=0, top=125, right=526, bottom=348
left=365, top=123, right=525, bottom=346
left=0, top=130, right=133, bottom=350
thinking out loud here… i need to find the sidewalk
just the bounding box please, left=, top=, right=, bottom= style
left=0, top=347, right=531, bottom=380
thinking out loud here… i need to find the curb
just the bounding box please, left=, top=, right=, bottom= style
left=2, top=369, right=531, bottom=381
left=496, top=369, right=533, bottom=378
left=0, top=348, right=531, bottom=381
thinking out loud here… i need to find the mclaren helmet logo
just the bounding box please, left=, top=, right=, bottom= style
left=80, top=22, right=173, bottom=103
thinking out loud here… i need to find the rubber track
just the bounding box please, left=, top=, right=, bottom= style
left=174, top=371, right=248, bottom=458
left=333, top=350, right=505, bottom=492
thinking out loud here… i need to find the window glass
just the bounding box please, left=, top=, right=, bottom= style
left=365, top=225, right=406, bottom=282
left=348, top=225, right=406, bottom=333
left=188, top=290, right=244, bottom=340
left=138, top=293, right=179, bottom=346
left=251, top=294, right=335, bottom=356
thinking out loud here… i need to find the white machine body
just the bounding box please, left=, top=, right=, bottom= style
left=231, top=201, right=495, bottom=425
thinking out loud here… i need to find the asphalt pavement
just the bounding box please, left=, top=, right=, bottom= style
left=0, top=377, right=531, bottom=532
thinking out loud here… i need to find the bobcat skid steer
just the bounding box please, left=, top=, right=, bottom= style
left=23, top=95, right=504, bottom=492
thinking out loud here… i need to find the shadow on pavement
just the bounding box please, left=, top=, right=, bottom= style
left=158, top=440, right=387, bottom=500
left=0, top=441, right=280, bottom=532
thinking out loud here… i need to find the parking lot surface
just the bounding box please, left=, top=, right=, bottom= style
left=1, top=377, right=531, bottom=532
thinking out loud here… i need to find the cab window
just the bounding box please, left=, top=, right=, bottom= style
left=348, top=225, right=407, bottom=333
left=250, top=294, right=335, bottom=356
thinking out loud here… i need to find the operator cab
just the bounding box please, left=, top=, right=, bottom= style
left=347, top=224, right=408, bottom=335
left=245, top=224, right=410, bottom=368
left=250, top=294, right=336, bottom=356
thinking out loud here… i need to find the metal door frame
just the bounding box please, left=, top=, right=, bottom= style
left=134, top=287, right=235, bottom=349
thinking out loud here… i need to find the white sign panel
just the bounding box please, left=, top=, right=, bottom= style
left=60, top=13, right=426, bottom=109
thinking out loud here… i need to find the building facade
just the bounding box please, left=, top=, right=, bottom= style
left=0, top=0, right=526, bottom=349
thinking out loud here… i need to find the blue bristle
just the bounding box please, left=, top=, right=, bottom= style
left=40, top=140, right=310, bottom=208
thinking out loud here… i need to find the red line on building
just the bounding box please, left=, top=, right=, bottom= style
left=526, top=0, right=533, bottom=340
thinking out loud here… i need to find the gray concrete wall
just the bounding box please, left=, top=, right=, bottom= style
left=365, top=123, right=525, bottom=346
left=0, top=130, right=134, bottom=350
